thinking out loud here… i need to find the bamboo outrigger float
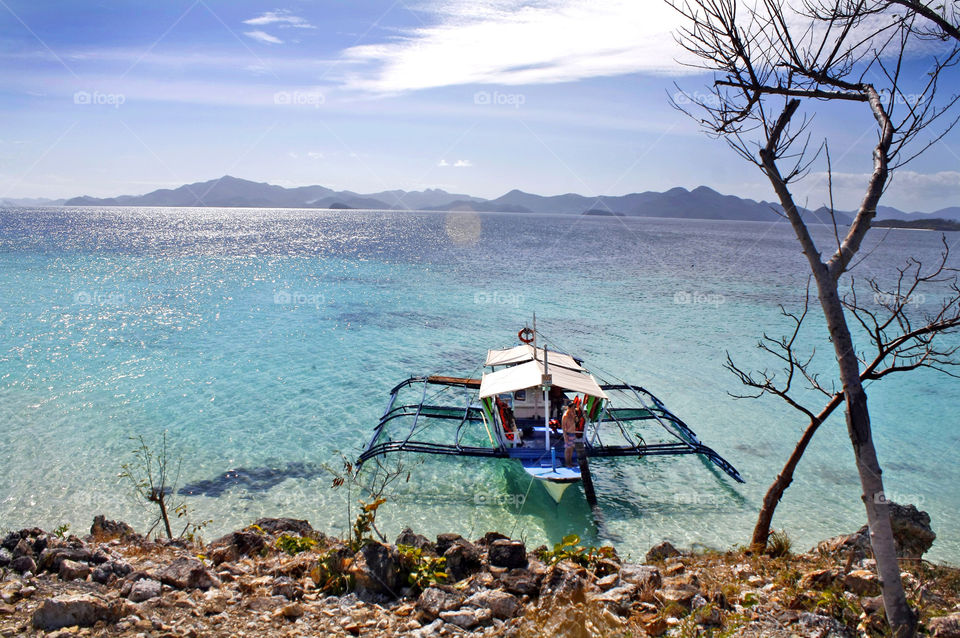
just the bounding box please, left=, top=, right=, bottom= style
left=357, top=322, right=744, bottom=503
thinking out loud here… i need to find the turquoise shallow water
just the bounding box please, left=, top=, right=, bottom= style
left=0, top=207, right=957, bottom=563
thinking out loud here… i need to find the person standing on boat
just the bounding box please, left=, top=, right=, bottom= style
left=562, top=400, right=579, bottom=467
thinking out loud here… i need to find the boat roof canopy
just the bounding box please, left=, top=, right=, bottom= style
left=484, top=344, right=583, bottom=371
left=479, top=359, right=608, bottom=399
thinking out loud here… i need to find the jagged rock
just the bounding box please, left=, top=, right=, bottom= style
left=620, top=565, right=662, bottom=590
left=436, top=533, right=465, bottom=556
left=0, top=603, right=14, bottom=615
left=646, top=541, right=681, bottom=562
left=10, top=555, right=36, bottom=574
left=930, top=613, right=960, bottom=637
left=589, top=583, right=638, bottom=614
left=816, top=502, right=936, bottom=559
left=59, top=558, right=90, bottom=581
left=798, top=611, right=850, bottom=635
left=500, top=567, right=540, bottom=596
left=1, top=532, right=19, bottom=551
left=128, top=579, right=162, bottom=603
left=208, top=530, right=267, bottom=565
left=799, top=568, right=841, bottom=590
left=0, top=547, right=10, bottom=567
left=396, top=528, right=432, bottom=551
left=440, top=607, right=492, bottom=629
left=541, top=561, right=588, bottom=601
left=32, top=594, right=121, bottom=630
left=246, top=596, right=282, bottom=612
left=38, top=547, right=102, bottom=572
left=91, top=560, right=133, bottom=585
left=482, top=531, right=510, bottom=546
left=13, top=538, right=32, bottom=559
left=271, top=576, right=303, bottom=600
left=464, top=589, right=519, bottom=619
left=488, top=539, right=527, bottom=568
left=157, top=558, right=220, bottom=590
left=694, top=603, right=722, bottom=626
left=416, top=587, right=462, bottom=620
left=275, top=602, right=304, bottom=619
left=444, top=540, right=482, bottom=581
left=203, top=590, right=232, bottom=614
left=252, top=517, right=313, bottom=537
left=596, top=573, right=619, bottom=590
left=90, top=515, right=137, bottom=540
left=350, top=542, right=401, bottom=596
left=843, top=569, right=880, bottom=596
left=861, top=595, right=884, bottom=614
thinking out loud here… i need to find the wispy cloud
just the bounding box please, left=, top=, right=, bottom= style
left=244, top=30, right=283, bottom=45
left=453, top=159, right=473, bottom=167
left=244, top=10, right=315, bottom=29
left=341, top=0, right=691, bottom=93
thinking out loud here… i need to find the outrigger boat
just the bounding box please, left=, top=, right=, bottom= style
left=357, top=323, right=743, bottom=504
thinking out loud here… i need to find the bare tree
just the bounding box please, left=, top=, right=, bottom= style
left=669, top=1, right=959, bottom=634
left=809, top=0, right=960, bottom=43
left=726, top=242, right=960, bottom=550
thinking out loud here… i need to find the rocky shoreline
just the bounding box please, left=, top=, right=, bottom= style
left=1, top=510, right=959, bottom=638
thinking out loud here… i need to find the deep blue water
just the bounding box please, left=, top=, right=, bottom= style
left=0, top=207, right=956, bottom=562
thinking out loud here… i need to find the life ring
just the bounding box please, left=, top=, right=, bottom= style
left=518, top=327, right=535, bottom=344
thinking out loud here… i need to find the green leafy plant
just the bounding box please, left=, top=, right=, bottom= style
left=536, top=534, right=618, bottom=569
left=53, top=523, right=70, bottom=539
left=351, top=497, right=386, bottom=552
left=310, top=547, right=354, bottom=594
left=398, top=544, right=448, bottom=590
left=276, top=533, right=318, bottom=556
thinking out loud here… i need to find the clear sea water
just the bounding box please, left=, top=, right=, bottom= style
left=0, top=207, right=957, bottom=563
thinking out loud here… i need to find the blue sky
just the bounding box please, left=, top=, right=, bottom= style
left=1, top=0, right=958, bottom=211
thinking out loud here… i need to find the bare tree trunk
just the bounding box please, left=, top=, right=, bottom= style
left=820, top=286, right=916, bottom=636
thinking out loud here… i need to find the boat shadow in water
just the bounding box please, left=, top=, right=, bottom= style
left=178, top=461, right=327, bottom=498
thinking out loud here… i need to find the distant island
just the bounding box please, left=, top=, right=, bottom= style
left=5, top=175, right=958, bottom=227
left=874, top=218, right=960, bottom=232
left=582, top=209, right=625, bottom=216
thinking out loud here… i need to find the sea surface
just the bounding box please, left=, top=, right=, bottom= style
left=0, top=207, right=957, bottom=563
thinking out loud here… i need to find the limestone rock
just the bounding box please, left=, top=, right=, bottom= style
left=440, top=607, right=492, bottom=629
left=464, top=589, right=519, bottom=619
left=500, top=567, right=540, bottom=596
left=646, top=541, right=681, bottom=562
left=38, top=547, right=100, bottom=573
left=90, top=515, right=137, bottom=540
left=541, top=561, right=588, bottom=601
left=157, top=557, right=220, bottom=590
left=128, top=579, right=162, bottom=603
left=271, top=576, right=303, bottom=600
left=10, top=555, right=36, bottom=574
left=930, top=613, right=960, bottom=638
left=252, top=517, right=313, bottom=537
left=799, top=568, right=841, bottom=590
left=488, top=539, right=527, bottom=568
left=350, top=542, right=401, bottom=596
left=0, top=547, right=10, bottom=567
left=621, top=565, right=662, bottom=590
left=59, top=558, right=90, bottom=581
left=444, top=540, right=482, bottom=581
left=435, top=533, right=465, bottom=556
left=589, top=583, right=638, bottom=614
left=32, top=594, right=114, bottom=630
left=843, top=569, right=880, bottom=596
left=396, top=528, right=433, bottom=551
left=816, top=502, right=936, bottom=559
left=208, top=530, right=266, bottom=565
left=416, top=587, right=462, bottom=620
left=12, top=538, right=32, bottom=559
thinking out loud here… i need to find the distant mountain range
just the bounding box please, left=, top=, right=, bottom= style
left=12, top=175, right=951, bottom=225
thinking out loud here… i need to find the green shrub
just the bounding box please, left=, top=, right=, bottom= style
left=398, top=544, right=448, bottom=590
left=275, top=533, right=318, bottom=555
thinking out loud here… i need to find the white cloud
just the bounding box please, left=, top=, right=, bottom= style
left=453, top=159, right=473, bottom=167
left=437, top=159, right=449, bottom=167
left=307, top=151, right=324, bottom=159
left=243, top=10, right=315, bottom=29
left=342, top=0, right=692, bottom=93
left=244, top=30, right=283, bottom=45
